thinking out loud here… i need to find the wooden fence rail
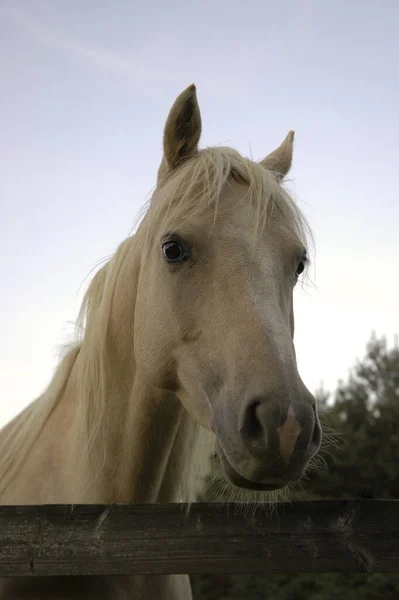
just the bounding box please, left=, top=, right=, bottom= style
left=0, top=500, right=398, bottom=575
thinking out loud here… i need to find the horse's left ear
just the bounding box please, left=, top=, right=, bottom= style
left=157, top=84, right=202, bottom=184
left=260, top=131, right=295, bottom=181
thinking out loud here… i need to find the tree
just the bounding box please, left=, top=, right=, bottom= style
left=304, top=334, right=399, bottom=499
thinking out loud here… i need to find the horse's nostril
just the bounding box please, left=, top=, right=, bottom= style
left=310, top=413, right=321, bottom=450
left=240, top=400, right=267, bottom=454
left=251, top=403, right=263, bottom=436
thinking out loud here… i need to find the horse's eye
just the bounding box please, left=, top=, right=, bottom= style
left=296, top=251, right=308, bottom=276
left=162, top=241, right=187, bottom=263
left=296, top=260, right=305, bottom=276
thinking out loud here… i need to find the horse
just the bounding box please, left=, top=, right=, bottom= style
left=0, top=84, right=322, bottom=599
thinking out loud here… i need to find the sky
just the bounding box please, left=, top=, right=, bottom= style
left=1, top=0, right=398, bottom=428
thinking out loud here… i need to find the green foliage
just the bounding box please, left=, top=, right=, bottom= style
left=192, top=574, right=399, bottom=600
left=305, top=334, right=399, bottom=500
left=192, top=334, right=399, bottom=599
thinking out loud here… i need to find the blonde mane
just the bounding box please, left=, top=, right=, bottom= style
left=0, top=346, right=80, bottom=496
left=0, top=145, right=311, bottom=502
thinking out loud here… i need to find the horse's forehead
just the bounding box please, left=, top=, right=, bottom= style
left=157, top=185, right=252, bottom=233
left=149, top=170, right=304, bottom=256
left=152, top=208, right=292, bottom=256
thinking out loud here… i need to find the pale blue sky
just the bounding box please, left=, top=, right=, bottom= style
left=1, top=0, right=398, bottom=426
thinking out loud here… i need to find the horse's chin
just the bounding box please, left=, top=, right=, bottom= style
left=217, top=444, right=288, bottom=492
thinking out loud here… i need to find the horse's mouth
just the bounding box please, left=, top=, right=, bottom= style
left=217, top=443, right=289, bottom=492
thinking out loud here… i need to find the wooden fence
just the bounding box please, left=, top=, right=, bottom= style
left=0, top=500, right=398, bottom=575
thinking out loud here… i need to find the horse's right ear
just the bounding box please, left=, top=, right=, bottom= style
left=157, top=84, right=202, bottom=184
left=259, top=131, right=295, bottom=181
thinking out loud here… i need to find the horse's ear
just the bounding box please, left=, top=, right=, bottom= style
left=157, top=84, right=202, bottom=183
left=260, top=131, right=295, bottom=181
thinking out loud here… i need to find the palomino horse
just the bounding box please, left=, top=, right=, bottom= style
left=0, top=85, right=321, bottom=599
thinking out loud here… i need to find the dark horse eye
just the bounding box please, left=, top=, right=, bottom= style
left=296, top=252, right=307, bottom=276
left=162, top=241, right=187, bottom=263
left=296, top=260, right=305, bottom=276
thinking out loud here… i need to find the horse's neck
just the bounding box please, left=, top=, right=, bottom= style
left=76, top=362, right=206, bottom=504
left=112, top=372, right=190, bottom=503
left=0, top=347, right=198, bottom=505
left=53, top=360, right=194, bottom=505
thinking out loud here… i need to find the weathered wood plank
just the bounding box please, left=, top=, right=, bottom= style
left=0, top=501, right=398, bottom=575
